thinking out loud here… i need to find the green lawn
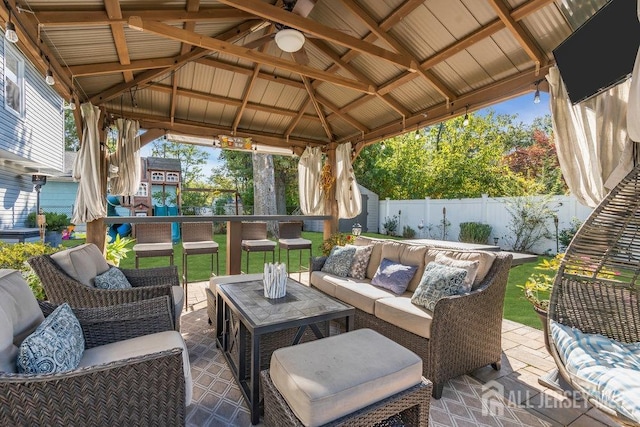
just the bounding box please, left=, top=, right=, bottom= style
left=65, top=231, right=546, bottom=329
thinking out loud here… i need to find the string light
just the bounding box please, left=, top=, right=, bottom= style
left=4, top=9, right=18, bottom=43
left=45, top=68, right=55, bottom=85
left=533, top=81, right=541, bottom=104
left=462, top=105, right=469, bottom=127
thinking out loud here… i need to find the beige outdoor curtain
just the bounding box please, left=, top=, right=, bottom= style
left=548, top=66, right=633, bottom=208
left=298, top=146, right=325, bottom=215
left=627, top=2, right=640, bottom=142
left=71, top=103, right=107, bottom=224
left=335, top=142, right=362, bottom=219
left=108, top=118, right=141, bottom=196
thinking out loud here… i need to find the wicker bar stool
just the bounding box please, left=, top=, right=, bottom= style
left=241, top=222, right=276, bottom=274
left=132, top=223, right=174, bottom=268
left=277, top=221, right=312, bottom=280
left=182, top=222, right=219, bottom=307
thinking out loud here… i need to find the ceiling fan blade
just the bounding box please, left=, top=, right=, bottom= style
left=292, top=0, right=317, bottom=18
left=292, top=47, right=310, bottom=65
left=244, top=34, right=275, bottom=50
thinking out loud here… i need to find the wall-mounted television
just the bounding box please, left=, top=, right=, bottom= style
left=553, top=0, right=640, bottom=104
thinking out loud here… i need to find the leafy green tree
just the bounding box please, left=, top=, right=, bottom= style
left=64, top=109, right=80, bottom=151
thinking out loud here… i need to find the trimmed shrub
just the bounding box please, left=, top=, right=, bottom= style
left=458, top=222, right=492, bottom=244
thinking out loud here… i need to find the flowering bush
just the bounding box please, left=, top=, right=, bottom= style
left=319, top=232, right=354, bottom=256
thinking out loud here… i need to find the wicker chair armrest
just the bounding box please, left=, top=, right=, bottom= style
left=38, top=297, right=174, bottom=348
left=0, top=348, right=185, bottom=425
left=120, top=265, right=180, bottom=287
left=428, top=253, right=512, bottom=363
left=311, top=256, right=328, bottom=272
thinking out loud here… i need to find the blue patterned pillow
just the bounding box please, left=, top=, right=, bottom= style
left=17, top=303, right=85, bottom=374
left=371, top=258, right=418, bottom=294
left=411, top=262, right=468, bottom=311
left=322, top=245, right=357, bottom=277
left=94, top=266, right=132, bottom=290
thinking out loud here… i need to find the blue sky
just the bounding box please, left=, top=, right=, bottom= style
left=141, top=91, right=551, bottom=174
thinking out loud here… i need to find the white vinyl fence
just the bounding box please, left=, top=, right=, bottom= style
left=379, top=195, right=593, bottom=255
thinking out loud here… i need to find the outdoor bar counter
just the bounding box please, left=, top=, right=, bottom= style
left=104, top=215, right=330, bottom=275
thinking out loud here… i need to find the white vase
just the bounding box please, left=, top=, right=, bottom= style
left=263, top=263, right=287, bottom=299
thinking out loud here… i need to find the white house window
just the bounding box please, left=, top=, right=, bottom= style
left=166, top=172, right=179, bottom=183
left=151, top=171, right=165, bottom=182
left=4, top=43, right=24, bottom=117
left=135, top=182, right=148, bottom=197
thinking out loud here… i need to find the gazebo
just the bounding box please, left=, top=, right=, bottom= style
left=0, top=0, right=611, bottom=248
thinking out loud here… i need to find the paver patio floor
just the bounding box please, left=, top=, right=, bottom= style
left=181, top=279, right=621, bottom=427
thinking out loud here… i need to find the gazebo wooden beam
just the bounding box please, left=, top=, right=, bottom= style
left=104, top=0, right=134, bottom=82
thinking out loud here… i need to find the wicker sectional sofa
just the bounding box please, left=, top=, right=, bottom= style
left=310, top=236, right=513, bottom=398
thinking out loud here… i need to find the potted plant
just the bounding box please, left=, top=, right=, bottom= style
left=27, top=211, right=71, bottom=247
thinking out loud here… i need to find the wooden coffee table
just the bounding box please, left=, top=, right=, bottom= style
left=215, top=277, right=354, bottom=425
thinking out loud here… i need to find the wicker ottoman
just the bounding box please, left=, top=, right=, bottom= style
left=261, top=328, right=432, bottom=427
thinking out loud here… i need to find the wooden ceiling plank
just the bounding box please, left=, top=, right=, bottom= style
left=487, top=0, right=546, bottom=68
left=286, top=98, right=312, bottom=137
left=127, top=17, right=373, bottom=94
left=104, top=0, right=133, bottom=82
left=302, top=76, right=333, bottom=140
left=315, top=94, right=368, bottom=133
left=121, top=111, right=322, bottom=148
left=71, top=58, right=179, bottom=76
left=233, top=65, right=262, bottom=133
left=216, top=0, right=417, bottom=71
left=139, top=128, right=166, bottom=147
left=35, top=8, right=253, bottom=27
left=171, top=0, right=201, bottom=124
left=379, top=0, right=424, bottom=30
left=339, top=0, right=456, bottom=101
left=376, top=0, right=554, bottom=98
left=89, top=20, right=259, bottom=104
left=148, top=84, right=319, bottom=120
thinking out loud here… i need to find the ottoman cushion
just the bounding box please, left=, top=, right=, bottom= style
left=269, top=328, right=422, bottom=427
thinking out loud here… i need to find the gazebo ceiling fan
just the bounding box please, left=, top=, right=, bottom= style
left=243, top=0, right=318, bottom=65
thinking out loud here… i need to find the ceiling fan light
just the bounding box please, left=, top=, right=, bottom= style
left=275, top=28, right=305, bottom=53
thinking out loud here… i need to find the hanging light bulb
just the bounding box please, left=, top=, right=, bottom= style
left=533, top=81, right=541, bottom=104
left=4, top=11, right=18, bottom=44
left=380, top=141, right=386, bottom=149
left=462, top=105, right=470, bottom=127
left=415, top=127, right=421, bottom=140
left=45, top=68, right=55, bottom=86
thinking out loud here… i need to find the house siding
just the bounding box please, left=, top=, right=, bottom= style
left=0, top=35, right=64, bottom=229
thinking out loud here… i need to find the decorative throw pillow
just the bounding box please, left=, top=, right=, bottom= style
left=346, top=244, right=374, bottom=280
left=434, top=253, right=479, bottom=292
left=94, top=266, right=132, bottom=290
left=371, top=258, right=418, bottom=294
left=321, top=245, right=357, bottom=277
left=17, top=303, right=84, bottom=374
left=411, top=262, right=468, bottom=311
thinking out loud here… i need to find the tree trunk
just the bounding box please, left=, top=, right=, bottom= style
left=275, top=169, right=287, bottom=215
left=252, top=152, right=278, bottom=236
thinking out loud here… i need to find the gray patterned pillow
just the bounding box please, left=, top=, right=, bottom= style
left=411, top=262, right=468, bottom=311
left=321, top=245, right=357, bottom=277
left=371, top=258, right=418, bottom=294
left=347, top=244, right=374, bottom=280
left=17, top=303, right=85, bottom=374
left=94, top=266, right=132, bottom=290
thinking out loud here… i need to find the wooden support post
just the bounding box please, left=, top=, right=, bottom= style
left=227, top=220, right=242, bottom=275
left=85, top=108, right=107, bottom=253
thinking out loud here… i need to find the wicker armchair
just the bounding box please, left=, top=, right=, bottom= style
left=27, top=243, right=183, bottom=331
left=0, top=269, right=187, bottom=426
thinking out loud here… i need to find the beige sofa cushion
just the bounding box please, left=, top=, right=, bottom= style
left=79, top=330, right=193, bottom=406
left=334, top=281, right=396, bottom=314
left=269, top=328, right=422, bottom=427
left=400, top=244, right=428, bottom=292
left=0, top=269, right=45, bottom=373
left=374, top=296, right=434, bottom=339
left=354, top=236, right=385, bottom=279
left=309, top=271, right=340, bottom=297
left=426, top=248, right=496, bottom=289
left=51, top=243, right=110, bottom=287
